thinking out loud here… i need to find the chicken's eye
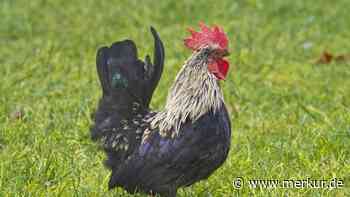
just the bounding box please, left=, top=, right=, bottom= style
left=202, top=47, right=210, bottom=56
left=111, top=72, right=128, bottom=88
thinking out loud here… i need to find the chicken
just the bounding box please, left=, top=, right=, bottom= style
left=90, top=23, right=231, bottom=197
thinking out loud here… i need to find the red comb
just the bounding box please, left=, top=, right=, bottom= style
left=184, top=22, right=228, bottom=51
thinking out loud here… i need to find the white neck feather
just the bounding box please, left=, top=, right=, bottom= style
left=150, top=51, right=224, bottom=137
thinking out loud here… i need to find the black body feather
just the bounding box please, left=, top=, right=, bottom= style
left=109, top=107, right=231, bottom=197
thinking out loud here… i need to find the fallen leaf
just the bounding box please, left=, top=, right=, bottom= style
left=10, top=107, right=24, bottom=120
left=335, top=54, right=350, bottom=63
left=315, top=51, right=333, bottom=64
left=314, top=51, right=350, bottom=64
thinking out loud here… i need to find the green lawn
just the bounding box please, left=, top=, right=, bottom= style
left=1, top=0, right=349, bottom=196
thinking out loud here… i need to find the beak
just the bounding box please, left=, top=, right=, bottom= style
left=222, top=50, right=230, bottom=57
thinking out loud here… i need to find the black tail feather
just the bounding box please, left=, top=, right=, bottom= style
left=95, top=40, right=139, bottom=97
left=144, top=26, right=165, bottom=106
left=96, top=47, right=111, bottom=96
left=95, top=27, right=164, bottom=108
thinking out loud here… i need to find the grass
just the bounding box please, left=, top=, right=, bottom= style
left=1, top=0, right=349, bottom=196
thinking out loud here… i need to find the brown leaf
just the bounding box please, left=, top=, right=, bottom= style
left=335, top=54, right=350, bottom=63
left=315, top=51, right=333, bottom=64
left=315, top=51, right=350, bottom=64
left=9, top=107, right=24, bottom=120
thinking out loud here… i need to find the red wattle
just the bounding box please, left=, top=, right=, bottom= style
left=208, top=58, right=229, bottom=80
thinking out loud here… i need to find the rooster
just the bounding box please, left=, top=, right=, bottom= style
left=90, top=23, right=231, bottom=197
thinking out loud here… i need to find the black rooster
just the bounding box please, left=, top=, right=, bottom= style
left=90, top=23, right=231, bottom=197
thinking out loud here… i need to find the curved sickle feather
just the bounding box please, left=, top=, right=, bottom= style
left=144, top=26, right=165, bottom=106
